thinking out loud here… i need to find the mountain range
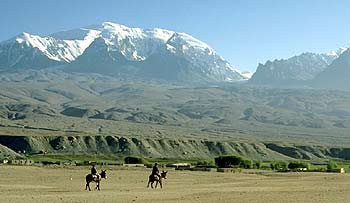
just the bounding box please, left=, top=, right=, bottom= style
left=1, top=22, right=350, bottom=89
left=250, top=48, right=350, bottom=90
left=0, top=22, right=245, bottom=83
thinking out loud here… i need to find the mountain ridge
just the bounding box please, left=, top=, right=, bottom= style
left=0, top=22, right=245, bottom=83
left=249, top=48, right=348, bottom=87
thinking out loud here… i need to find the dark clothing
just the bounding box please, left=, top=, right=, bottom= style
left=152, top=165, right=159, bottom=175
left=91, top=167, right=97, bottom=175
left=151, top=165, right=160, bottom=179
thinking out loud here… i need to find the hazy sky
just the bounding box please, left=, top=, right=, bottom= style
left=1, top=0, right=350, bottom=72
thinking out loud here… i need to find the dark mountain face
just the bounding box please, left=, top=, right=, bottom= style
left=137, top=48, right=192, bottom=81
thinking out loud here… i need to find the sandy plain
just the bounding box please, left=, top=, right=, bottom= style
left=1, top=165, right=350, bottom=203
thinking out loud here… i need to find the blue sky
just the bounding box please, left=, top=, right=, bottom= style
left=1, top=0, right=350, bottom=72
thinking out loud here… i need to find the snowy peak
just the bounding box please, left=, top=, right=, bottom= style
left=0, top=22, right=244, bottom=82
left=167, top=32, right=213, bottom=53
left=320, top=47, right=348, bottom=65
left=10, top=31, right=98, bottom=62
left=325, top=47, right=347, bottom=58
left=83, top=22, right=217, bottom=63
left=78, top=22, right=244, bottom=81
left=6, top=22, right=224, bottom=64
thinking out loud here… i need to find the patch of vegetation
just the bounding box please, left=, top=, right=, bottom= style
left=288, top=162, right=310, bottom=170
left=124, top=156, right=147, bottom=164
left=327, top=161, right=339, bottom=170
left=215, top=156, right=242, bottom=168
left=240, top=159, right=254, bottom=169
left=214, top=156, right=259, bottom=169
left=270, top=161, right=288, bottom=170
left=254, top=161, right=262, bottom=169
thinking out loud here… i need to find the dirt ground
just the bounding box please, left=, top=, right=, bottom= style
left=1, top=165, right=350, bottom=203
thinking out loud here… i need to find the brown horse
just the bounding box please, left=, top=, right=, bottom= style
left=85, top=170, right=107, bottom=191
left=147, top=171, right=167, bottom=189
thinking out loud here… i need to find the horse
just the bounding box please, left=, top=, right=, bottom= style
left=85, top=170, right=107, bottom=191
left=147, top=171, right=167, bottom=189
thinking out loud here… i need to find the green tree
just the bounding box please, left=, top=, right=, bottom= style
left=215, top=156, right=242, bottom=168
left=124, top=156, right=146, bottom=164
left=327, top=161, right=338, bottom=170
left=288, top=162, right=310, bottom=170
left=270, top=161, right=288, bottom=170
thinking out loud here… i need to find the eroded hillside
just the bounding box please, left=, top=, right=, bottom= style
left=1, top=70, right=350, bottom=160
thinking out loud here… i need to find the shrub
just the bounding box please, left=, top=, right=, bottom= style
left=270, top=161, right=288, bottom=170
left=215, top=156, right=242, bottom=168
left=124, top=156, right=146, bottom=164
left=327, top=161, right=338, bottom=170
left=240, top=159, right=254, bottom=169
left=254, top=161, right=262, bottom=169
left=214, top=156, right=261, bottom=169
left=288, top=162, right=310, bottom=170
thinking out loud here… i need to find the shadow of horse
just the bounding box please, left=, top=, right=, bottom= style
left=85, top=170, right=107, bottom=191
left=147, top=171, right=167, bottom=189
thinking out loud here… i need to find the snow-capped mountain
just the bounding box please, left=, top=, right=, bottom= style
left=249, top=48, right=347, bottom=86
left=0, top=22, right=244, bottom=83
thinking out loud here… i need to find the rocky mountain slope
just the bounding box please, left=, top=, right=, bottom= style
left=313, top=49, right=350, bottom=90
left=249, top=48, right=347, bottom=87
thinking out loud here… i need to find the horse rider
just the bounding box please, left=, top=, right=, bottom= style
left=151, top=163, right=161, bottom=179
left=91, top=164, right=98, bottom=179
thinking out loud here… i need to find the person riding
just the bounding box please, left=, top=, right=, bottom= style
left=91, top=164, right=98, bottom=178
left=151, top=163, right=160, bottom=179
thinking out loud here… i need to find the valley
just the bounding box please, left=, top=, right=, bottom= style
left=1, top=70, right=350, bottom=161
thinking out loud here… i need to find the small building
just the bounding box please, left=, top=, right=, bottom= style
left=122, top=163, right=145, bottom=167
left=9, top=159, right=34, bottom=165
left=10, top=160, right=20, bottom=165
left=171, top=163, right=191, bottom=170
left=26, top=160, right=34, bottom=165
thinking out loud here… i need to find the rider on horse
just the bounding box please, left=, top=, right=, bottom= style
left=91, top=164, right=99, bottom=179
left=151, top=163, right=161, bottom=180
